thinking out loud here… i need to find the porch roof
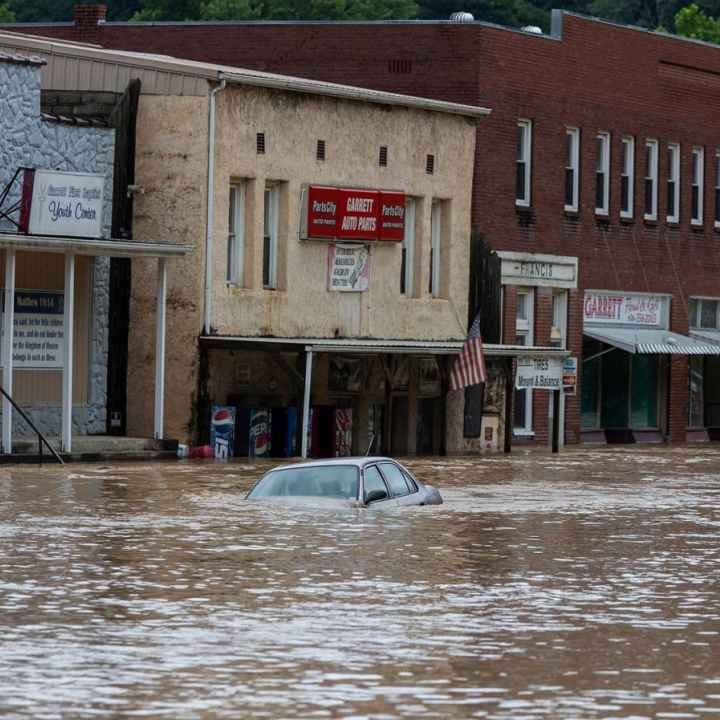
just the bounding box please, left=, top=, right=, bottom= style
left=585, top=327, right=720, bottom=355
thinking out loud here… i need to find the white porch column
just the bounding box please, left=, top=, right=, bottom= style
left=154, top=257, right=167, bottom=440
left=2, top=249, right=15, bottom=454
left=62, top=253, right=75, bottom=453
left=301, top=349, right=313, bottom=459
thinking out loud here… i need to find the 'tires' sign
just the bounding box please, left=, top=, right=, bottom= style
left=306, top=185, right=405, bottom=241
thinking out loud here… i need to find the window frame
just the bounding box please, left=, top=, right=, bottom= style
left=514, top=287, right=534, bottom=436
left=620, top=135, right=635, bottom=219
left=564, top=127, right=580, bottom=212
left=379, top=462, right=412, bottom=498
left=429, top=199, right=442, bottom=298
left=401, top=197, right=416, bottom=296
left=666, top=142, right=680, bottom=224
left=551, top=290, right=568, bottom=349
left=263, top=184, right=280, bottom=290
left=692, top=145, right=704, bottom=226
left=516, top=119, right=532, bottom=207
left=644, top=139, right=658, bottom=221
left=689, top=296, right=720, bottom=331
left=227, top=181, right=246, bottom=285
left=362, top=464, right=391, bottom=504
left=595, top=131, right=610, bottom=216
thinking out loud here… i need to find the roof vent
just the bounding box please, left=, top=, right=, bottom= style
left=521, top=25, right=543, bottom=34
left=449, top=11, right=474, bottom=22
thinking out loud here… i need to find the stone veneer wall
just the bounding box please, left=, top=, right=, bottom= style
left=0, top=60, right=114, bottom=437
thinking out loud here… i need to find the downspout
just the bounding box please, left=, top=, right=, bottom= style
left=203, top=72, right=227, bottom=334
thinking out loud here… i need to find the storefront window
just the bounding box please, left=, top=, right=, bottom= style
left=700, top=299, right=719, bottom=329
left=513, top=289, right=533, bottom=434
left=689, top=356, right=704, bottom=428
left=581, top=352, right=601, bottom=429
left=630, top=355, right=658, bottom=428
left=601, top=349, right=629, bottom=428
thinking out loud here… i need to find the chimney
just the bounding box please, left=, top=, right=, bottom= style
left=73, top=4, right=107, bottom=43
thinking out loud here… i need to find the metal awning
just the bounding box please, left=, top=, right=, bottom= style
left=585, top=327, right=720, bottom=354
left=0, top=232, right=192, bottom=258
left=690, top=329, right=720, bottom=347
left=200, top=335, right=569, bottom=358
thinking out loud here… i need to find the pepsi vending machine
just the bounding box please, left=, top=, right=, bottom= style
left=210, top=406, right=236, bottom=459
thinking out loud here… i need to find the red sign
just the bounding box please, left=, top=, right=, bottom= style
left=306, top=185, right=404, bottom=241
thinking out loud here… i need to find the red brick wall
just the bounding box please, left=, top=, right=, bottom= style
left=9, top=9, right=720, bottom=444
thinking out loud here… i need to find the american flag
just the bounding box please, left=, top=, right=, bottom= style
left=449, top=311, right=487, bottom=391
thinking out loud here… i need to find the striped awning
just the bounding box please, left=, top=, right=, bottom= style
left=585, top=327, right=720, bottom=355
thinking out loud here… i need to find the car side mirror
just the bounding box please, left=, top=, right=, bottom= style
left=364, top=488, right=388, bottom=504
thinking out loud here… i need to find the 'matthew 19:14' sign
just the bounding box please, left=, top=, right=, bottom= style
left=303, top=185, right=405, bottom=242
left=19, top=168, right=105, bottom=239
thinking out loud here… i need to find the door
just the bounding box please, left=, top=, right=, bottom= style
left=601, top=349, right=629, bottom=428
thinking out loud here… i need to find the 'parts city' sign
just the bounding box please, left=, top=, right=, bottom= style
left=20, top=168, right=105, bottom=239
left=304, top=185, right=405, bottom=242
left=583, top=292, right=667, bottom=327
left=515, top=356, right=564, bottom=390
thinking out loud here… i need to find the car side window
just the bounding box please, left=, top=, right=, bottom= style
left=363, top=466, right=389, bottom=501
left=380, top=463, right=411, bottom=497
left=401, top=469, right=418, bottom=493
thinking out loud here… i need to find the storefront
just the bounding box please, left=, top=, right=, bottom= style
left=581, top=291, right=720, bottom=443
left=687, top=296, right=720, bottom=440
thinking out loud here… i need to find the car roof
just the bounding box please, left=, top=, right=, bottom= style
left=268, top=456, right=398, bottom=473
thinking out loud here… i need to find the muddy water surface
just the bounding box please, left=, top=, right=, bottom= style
left=1, top=447, right=719, bottom=718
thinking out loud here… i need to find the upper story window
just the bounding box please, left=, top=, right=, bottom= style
left=644, top=139, right=658, bottom=221
left=667, top=143, right=680, bottom=223
left=689, top=297, right=720, bottom=330
left=564, top=127, right=580, bottom=211
left=621, top=136, right=634, bottom=219
left=429, top=199, right=442, bottom=297
left=516, top=119, right=532, bottom=207
left=692, top=146, right=705, bottom=226
left=715, top=151, right=720, bottom=228
left=595, top=132, right=610, bottom=215
left=263, top=184, right=280, bottom=289
left=551, top=291, right=568, bottom=349
left=401, top=197, right=416, bottom=296
left=227, top=182, right=246, bottom=285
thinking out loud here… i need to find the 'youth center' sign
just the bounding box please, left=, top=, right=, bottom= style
left=21, top=169, right=104, bottom=238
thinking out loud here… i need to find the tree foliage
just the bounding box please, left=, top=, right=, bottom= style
left=674, top=2, right=720, bottom=40
left=0, top=3, right=15, bottom=21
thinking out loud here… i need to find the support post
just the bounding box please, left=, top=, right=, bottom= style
left=62, top=254, right=75, bottom=453
left=2, top=249, right=15, bottom=454
left=504, top=357, right=513, bottom=453
left=154, top=257, right=167, bottom=441
left=301, top=349, right=313, bottom=459
left=552, top=389, right=561, bottom=453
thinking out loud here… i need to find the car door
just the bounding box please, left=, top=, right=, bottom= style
left=362, top=464, right=398, bottom=507
left=378, top=461, right=419, bottom=506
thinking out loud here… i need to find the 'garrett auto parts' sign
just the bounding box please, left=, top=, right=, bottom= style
left=305, top=185, right=405, bottom=241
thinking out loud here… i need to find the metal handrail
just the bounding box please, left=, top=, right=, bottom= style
left=0, top=386, right=64, bottom=464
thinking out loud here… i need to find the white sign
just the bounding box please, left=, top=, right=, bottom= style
left=499, top=251, right=578, bottom=289
left=516, top=356, right=563, bottom=390
left=583, top=292, right=667, bottom=327
left=327, top=243, right=371, bottom=292
left=28, top=169, right=104, bottom=238
left=0, top=291, right=64, bottom=369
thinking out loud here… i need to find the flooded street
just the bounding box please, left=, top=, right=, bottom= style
left=1, top=447, right=720, bottom=719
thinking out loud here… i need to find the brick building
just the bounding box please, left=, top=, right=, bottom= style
left=10, top=5, right=720, bottom=446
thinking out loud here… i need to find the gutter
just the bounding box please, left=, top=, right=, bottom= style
left=203, top=72, right=227, bottom=334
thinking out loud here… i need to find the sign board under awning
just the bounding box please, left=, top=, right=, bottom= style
left=21, top=169, right=105, bottom=239
left=305, top=185, right=405, bottom=242
left=498, top=251, right=578, bottom=289
left=516, top=356, right=563, bottom=390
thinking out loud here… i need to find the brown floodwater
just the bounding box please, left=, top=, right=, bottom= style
left=1, top=447, right=719, bottom=719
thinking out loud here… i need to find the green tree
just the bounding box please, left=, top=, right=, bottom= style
left=8, top=0, right=74, bottom=22
left=0, top=3, right=15, bottom=21
left=131, top=0, right=203, bottom=20
left=674, top=2, right=720, bottom=39
left=200, top=0, right=260, bottom=19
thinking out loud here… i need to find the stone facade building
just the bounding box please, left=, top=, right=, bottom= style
left=0, top=52, right=113, bottom=438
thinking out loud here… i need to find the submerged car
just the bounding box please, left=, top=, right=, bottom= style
left=245, top=457, right=443, bottom=507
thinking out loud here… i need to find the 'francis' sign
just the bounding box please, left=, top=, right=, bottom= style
left=20, top=169, right=105, bottom=239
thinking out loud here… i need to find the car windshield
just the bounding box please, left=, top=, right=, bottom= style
left=248, top=465, right=360, bottom=500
